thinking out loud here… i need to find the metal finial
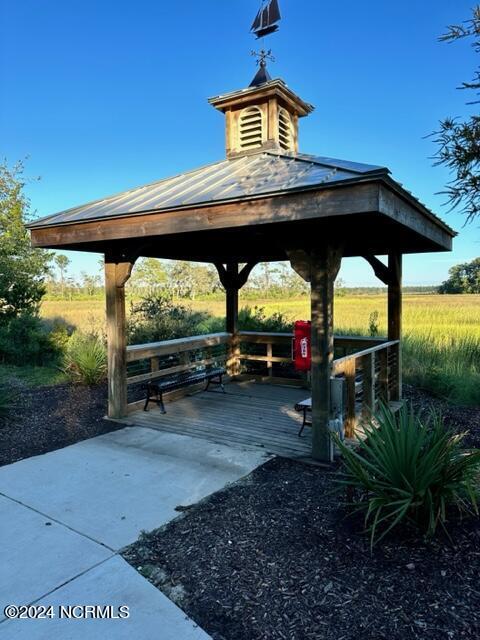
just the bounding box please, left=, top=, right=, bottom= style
left=251, top=48, right=275, bottom=68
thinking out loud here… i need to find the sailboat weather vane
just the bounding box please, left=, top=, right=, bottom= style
left=249, top=0, right=281, bottom=86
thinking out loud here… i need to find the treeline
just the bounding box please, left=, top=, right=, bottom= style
left=45, top=257, right=443, bottom=301
left=438, top=258, right=480, bottom=294
left=45, top=258, right=311, bottom=300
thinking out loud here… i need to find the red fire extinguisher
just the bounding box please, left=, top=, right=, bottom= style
left=292, top=320, right=311, bottom=371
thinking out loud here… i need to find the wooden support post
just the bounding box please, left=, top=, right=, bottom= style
left=310, top=247, right=342, bottom=462
left=388, top=252, right=402, bottom=401
left=361, top=352, right=375, bottom=421
left=215, top=261, right=257, bottom=378
left=105, top=259, right=134, bottom=419
left=344, top=359, right=357, bottom=438
left=225, top=262, right=239, bottom=335
left=225, top=262, right=239, bottom=377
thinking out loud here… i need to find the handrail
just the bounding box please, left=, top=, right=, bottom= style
left=333, top=340, right=399, bottom=375
left=239, top=331, right=385, bottom=346
left=127, top=332, right=232, bottom=362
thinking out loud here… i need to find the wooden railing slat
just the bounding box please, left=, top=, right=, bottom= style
left=127, top=332, right=231, bottom=362
left=127, top=356, right=226, bottom=386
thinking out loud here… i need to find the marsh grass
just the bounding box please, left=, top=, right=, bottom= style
left=41, top=294, right=480, bottom=404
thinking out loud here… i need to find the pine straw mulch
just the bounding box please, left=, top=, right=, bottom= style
left=0, top=382, right=122, bottom=467
left=123, top=454, right=480, bottom=640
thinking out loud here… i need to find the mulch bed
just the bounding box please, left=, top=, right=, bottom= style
left=123, top=390, right=480, bottom=640
left=0, top=382, right=121, bottom=467
left=404, top=385, right=480, bottom=448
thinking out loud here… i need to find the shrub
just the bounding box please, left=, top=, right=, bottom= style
left=0, top=314, right=62, bottom=366
left=127, top=291, right=209, bottom=344
left=63, top=333, right=107, bottom=385
left=368, top=310, right=379, bottom=337
left=203, top=305, right=293, bottom=334
left=334, top=404, right=480, bottom=545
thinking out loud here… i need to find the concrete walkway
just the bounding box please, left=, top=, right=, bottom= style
left=0, top=427, right=267, bottom=638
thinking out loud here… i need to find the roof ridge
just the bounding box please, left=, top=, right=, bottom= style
left=264, top=150, right=389, bottom=175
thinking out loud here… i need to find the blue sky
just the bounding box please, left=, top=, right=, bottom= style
left=1, top=0, right=478, bottom=285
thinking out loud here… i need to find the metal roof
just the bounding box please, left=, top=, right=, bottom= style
left=28, top=150, right=454, bottom=236
left=28, top=151, right=392, bottom=228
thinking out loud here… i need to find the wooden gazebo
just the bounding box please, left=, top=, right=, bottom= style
left=28, top=77, right=455, bottom=461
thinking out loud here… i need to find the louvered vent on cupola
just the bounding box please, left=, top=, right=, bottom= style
left=209, top=78, right=314, bottom=157
left=239, top=106, right=264, bottom=150
left=278, top=108, right=294, bottom=151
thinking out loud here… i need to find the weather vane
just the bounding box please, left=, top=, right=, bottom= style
left=250, top=0, right=281, bottom=83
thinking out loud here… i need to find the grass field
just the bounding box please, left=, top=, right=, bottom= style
left=40, top=294, right=480, bottom=404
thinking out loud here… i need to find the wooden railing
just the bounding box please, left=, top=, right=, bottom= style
left=333, top=339, right=400, bottom=437
left=125, top=333, right=231, bottom=409
left=125, top=331, right=400, bottom=434
left=238, top=331, right=293, bottom=381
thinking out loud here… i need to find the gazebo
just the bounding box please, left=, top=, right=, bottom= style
left=28, top=74, right=455, bottom=462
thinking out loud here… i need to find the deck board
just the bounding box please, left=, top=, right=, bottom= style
left=117, top=380, right=313, bottom=460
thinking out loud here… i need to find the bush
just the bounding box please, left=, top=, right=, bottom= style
left=127, top=291, right=209, bottom=344
left=334, top=404, right=480, bottom=545
left=203, top=305, right=293, bottom=334
left=63, top=333, right=107, bottom=385
left=0, top=314, right=63, bottom=366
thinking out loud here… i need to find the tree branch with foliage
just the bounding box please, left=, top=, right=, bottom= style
left=433, top=6, right=480, bottom=223
left=0, top=160, right=51, bottom=318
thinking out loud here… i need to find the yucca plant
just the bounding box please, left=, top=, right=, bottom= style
left=63, top=333, right=107, bottom=385
left=334, top=404, right=480, bottom=546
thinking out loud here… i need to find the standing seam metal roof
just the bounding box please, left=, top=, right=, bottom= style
left=28, top=151, right=389, bottom=228
left=28, top=150, right=454, bottom=236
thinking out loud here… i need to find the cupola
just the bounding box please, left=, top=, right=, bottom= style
left=209, top=77, right=314, bottom=158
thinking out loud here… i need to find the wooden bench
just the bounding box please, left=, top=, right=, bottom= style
left=144, top=366, right=226, bottom=414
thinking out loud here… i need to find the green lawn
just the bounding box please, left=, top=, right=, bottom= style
left=0, top=364, right=68, bottom=388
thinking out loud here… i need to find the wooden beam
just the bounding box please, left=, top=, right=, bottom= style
left=310, top=246, right=342, bottom=462
left=105, top=259, right=134, bottom=418
left=388, top=252, right=402, bottom=400
left=362, top=254, right=395, bottom=286
left=287, top=249, right=312, bottom=282
left=29, top=183, right=381, bottom=247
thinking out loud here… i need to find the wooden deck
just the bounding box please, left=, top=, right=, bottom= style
left=116, top=380, right=313, bottom=461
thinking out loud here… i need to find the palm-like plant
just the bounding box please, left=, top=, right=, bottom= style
left=63, top=333, right=107, bottom=385
left=334, top=404, right=480, bottom=545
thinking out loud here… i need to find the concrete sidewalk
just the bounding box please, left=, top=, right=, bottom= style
left=0, top=427, right=267, bottom=638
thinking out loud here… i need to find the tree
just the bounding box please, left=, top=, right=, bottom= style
left=438, top=257, right=480, bottom=293
left=54, top=254, right=70, bottom=298
left=80, top=271, right=101, bottom=296
left=0, top=160, right=51, bottom=319
left=433, top=6, right=480, bottom=223
left=129, top=258, right=168, bottom=293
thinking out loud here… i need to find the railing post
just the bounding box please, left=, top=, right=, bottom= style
left=361, top=352, right=375, bottom=421
left=378, top=347, right=389, bottom=404
left=344, top=358, right=356, bottom=438
left=227, top=333, right=240, bottom=377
